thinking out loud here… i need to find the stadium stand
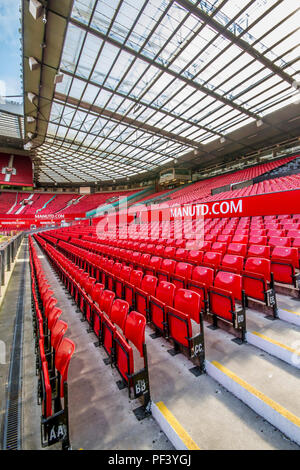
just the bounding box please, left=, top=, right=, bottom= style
left=2, top=0, right=300, bottom=452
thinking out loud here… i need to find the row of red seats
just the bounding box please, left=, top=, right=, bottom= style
left=29, top=236, right=75, bottom=449
left=34, top=234, right=152, bottom=414
left=52, top=237, right=248, bottom=344
left=57, top=232, right=297, bottom=296
left=37, top=233, right=207, bottom=372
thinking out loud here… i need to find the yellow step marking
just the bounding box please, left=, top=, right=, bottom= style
left=251, top=331, right=300, bottom=356
left=211, top=361, right=300, bottom=428
left=282, top=308, right=300, bottom=317
left=156, top=401, right=200, bottom=450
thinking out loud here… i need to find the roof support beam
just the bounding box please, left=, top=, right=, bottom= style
left=69, top=17, right=259, bottom=121
left=54, top=92, right=199, bottom=149
left=175, top=0, right=295, bottom=86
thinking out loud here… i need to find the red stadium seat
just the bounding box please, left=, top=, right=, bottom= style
left=209, top=271, right=246, bottom=341
left=220, top=254, right=244, bottom=274
left=242, top=257, right=278, bottom=317
left=166, top=289, right=205, bottom=370
left=271, top=247, right=299, bottom=286
left=135, top=275, right=158, bottom=320
left=170, top=262, right=193, bottom=289
left=149, top=281, right=176, bottom=335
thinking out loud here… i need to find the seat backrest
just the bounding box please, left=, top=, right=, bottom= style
left=55, top=337, right=76, bottom=393
left=271, top=246, right=299, bottom=268
left=48, top=306, right=62, bottom=330
left=110, top=299, right=129, bottom=332
left=149, top=256, right=162, bottom=270
left=192, top=266, right=214, bottom=287
left=244, top=257, right=271, bottom=281
left=140, top=253, right=151, bottom=265
left=221, top=254, right=244, bottom=272
left=214, top=271, right=242, bottom=301
left=269, top=236, right=291, bottom=248
left=99, top=290, right=116, bottom=316
left=164, top=246, right=176, bottom=258
left=160, top=258, right=176, bottom=274
left=113, top=262, right=123, bottom=276
left=227, top=243, right=247, bottom=257
left=120, top=265, right=132, bottom=281
left=203, top=251, right=222, bottom=267
left=155, top=281, right=176, bottom=307
left=211, top=242, right=227, bottom=254
left=129, top=269, right=143, bottom=287
left=247, top=244, right=270, bottom=259
left=188, top=250, right=203, bottom=265
left=93, top=282, right=104, bottom=305
left=174, top=261, right=193, bottom=279
left=124, top=311, right=146, bottom=357
left=175, top=248, right=188, bottom=261
left=173, top=288, right=201, bottom=323
left=141, top=275, right=158, bottom=296
left=51, top=319, right=68, bottom=350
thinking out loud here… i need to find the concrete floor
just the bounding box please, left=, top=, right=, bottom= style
left=33, top=240, right=174, bottom=451
left=1, top=237, right=300, bottom=450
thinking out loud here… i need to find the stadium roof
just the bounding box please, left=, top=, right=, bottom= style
left=23, top=0, right=300, bottom=184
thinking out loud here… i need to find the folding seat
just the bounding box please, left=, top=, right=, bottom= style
left=49, top=319, right=68, bottom=369
left=250, top=229, right=266, bottom=237
left=269, top=237, right=291, bottom=249
left=249, top=235, right=267, bottom=246
left=149, top=281, right=176, bottom=336
left=131, top=251, right=141, bottom=268
left=47, top=307, right=62, bottom=332
left=115, top=312, right=150, bottom=406
left=145, top=256, right=162, bottom=276
left=115, top=265, right=132, bottom=299
left=187, top=266, right=214, bottom=313
left=124, top=270, right=143, bottom=308
left=187, top=250, right=204, bottom=265
left=202, top=241, right=212, bottom=251
left=166, top=289, right=205, bottom=369
left=164, top=246, right=176, bottom=259
left=208, top=271, right=246, bottom=340
left=287, top=230, right=300, bottom=240
left=271, top=247, right=299, bottom=286
left=293, top=238, right=300, bottom=258
left=205, top=234, right=217, bottom=243
left=267, top=229, right=285, bottom=238
left=218, top=234, right=232, bottom=243
left=248, top=244, right=270, bottom=259
left=232, top=233, right=248, bottom=244
left=155, top=245, right=165, bottom=257
left=110, top=299, right=129, bottom=333
left=165, top=239, right=175, bottom=247
left=139, top=253, right=151, bottom=269
left=146, top=243, right=156, bottom=255
left=202, top=251, right=222, bottom=270
left=170, top=262, right=193, bottom=289
left=157, top=258, right=176, bottom=282
left=211, top=242, right=227, bottom=255
left=81, top=276, right=96, bottom=320
left=220, top=254, right=244, bottom=274
left=175, top=248, right=189, bottom=262
left=227, top=243, right=247, bottom=257
left=135, top=275, right=158, bottom=320
left=106, top=261, right=122, bottom=291
left=242, top=257, right=277, bottom=316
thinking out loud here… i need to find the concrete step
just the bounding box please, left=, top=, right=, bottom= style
left=204, top=324, right=300, bottom=445
left=246, top=308, right=300, bottom=368
left=146, top=327, right=299, bottom=450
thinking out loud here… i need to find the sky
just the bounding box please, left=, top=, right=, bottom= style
left=0, top=0, right=22, bottom=104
